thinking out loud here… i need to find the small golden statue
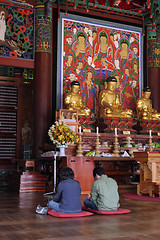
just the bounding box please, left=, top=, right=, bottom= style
left=136, top=87, right=160, bottom=120
left=64, top=81, right=91, bottom=116
left=99, top=76, right=132, bottom=118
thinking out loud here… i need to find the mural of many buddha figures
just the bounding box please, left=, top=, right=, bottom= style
left=62, top=17, right=141, bottom=115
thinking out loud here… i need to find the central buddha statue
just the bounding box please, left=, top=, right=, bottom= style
left=99, top=76, right=132, bottom=118
left=136, top=87, right=160, bottom=120
left=64, top=81, right=91, bottom=116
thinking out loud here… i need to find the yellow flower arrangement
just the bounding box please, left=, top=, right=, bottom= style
left=48, top=121, right=79, bottom=146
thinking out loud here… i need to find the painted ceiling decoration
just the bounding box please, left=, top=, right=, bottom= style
left=49, top=0, right=160, bottom=35
left=2, top=0, right=160, bottom=35
left=1, top=0, right=34, bottom=8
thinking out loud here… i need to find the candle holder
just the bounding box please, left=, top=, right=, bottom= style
left=148, top=136, right=153, bottom=152
left=95, top=134, right=101, bottom=157
left=113, top=135, right=120, bottom=157
left=76, top=133, right=83, bottom=156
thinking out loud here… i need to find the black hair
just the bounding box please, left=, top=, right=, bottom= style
left=71, top=80, right=80, bottom=87
left=60, top=167, right=74, bottom=180
left=93, top=167, right=105, bottom=178
left=106, top=76, right=117, bottom=83
left=143, top=87, right=151, bottom=92
left=78, top=32, right=85, bottom=38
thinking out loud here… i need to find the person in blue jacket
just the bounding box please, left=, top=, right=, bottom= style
left=36, top=167, right=81, bottom=214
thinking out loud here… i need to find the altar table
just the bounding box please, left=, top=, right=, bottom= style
left=134, top=152, right=160, bottom=197
left=58, top=156, right=137, bottom=194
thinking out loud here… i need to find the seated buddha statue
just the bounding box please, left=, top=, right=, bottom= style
left=136, top=87, right=160, bottom=120
left=64, top=81, right=91, bottom=116
left=99, top=76, right=132, bottom=118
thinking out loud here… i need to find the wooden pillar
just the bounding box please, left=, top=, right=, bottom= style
left=148, top=67, right=160, bottom=112
left=33, top=1, right=52, bottom=157
left=147, top=27, right=160, bottom=112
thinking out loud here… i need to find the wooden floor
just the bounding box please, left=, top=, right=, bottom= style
left=1, top=187, right=160, bottom=240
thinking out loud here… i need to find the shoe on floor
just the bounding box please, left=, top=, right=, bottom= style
left=36, top=204, right=42, bottom=211
left=36, top=206, right=48, bottom=215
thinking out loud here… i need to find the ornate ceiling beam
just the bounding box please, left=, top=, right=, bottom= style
left=50, top=0, right=160, bottom=34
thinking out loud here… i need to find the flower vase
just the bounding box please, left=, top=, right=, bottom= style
left=57, top=145, right=66, bottom=157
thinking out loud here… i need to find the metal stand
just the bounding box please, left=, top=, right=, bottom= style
left=53, top=150, right=59, bottom=194
left=43, top=150, right=58, bottom=196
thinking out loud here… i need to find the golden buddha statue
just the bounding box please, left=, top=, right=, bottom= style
left=136, top=87, right=160, bottom=120
left=64, top=81, right=91, bottom=116
left=99, top=76, right=132, bottom=118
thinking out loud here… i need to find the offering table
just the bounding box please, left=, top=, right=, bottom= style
left=58, top=156, right=136, bottom=194
left=134, top=152, right=160, bottom=197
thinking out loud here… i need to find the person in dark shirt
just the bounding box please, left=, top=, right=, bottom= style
left=48, top=167, right=81, bottom=213
left=36, top=167, right=81, bottom=214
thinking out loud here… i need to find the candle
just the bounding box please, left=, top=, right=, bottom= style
left=115, top=128, right=117, bottom=136
left=79, top=126, right=81, bottom=134
left=149, top=130, right=152, bottom=137
left=96, top=127, right=99, bottom=135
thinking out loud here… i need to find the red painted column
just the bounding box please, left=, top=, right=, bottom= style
left=148, top=67, right=160, bottom=112
left=33, top=1, right=52, bottom=157
left=147, top=26, right=160, bottom=112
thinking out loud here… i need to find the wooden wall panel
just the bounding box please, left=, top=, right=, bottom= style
left=61, top=156, right=94, bottom=194
left=0, top=77, right=33, bottom=162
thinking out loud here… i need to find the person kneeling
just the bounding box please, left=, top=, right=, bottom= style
left=84, top=167, right=120, bottom=211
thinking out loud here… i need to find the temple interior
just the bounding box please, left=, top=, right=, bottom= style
left=0, top=0, right=160, bottom=239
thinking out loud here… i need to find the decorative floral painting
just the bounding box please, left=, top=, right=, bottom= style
left=0, top=4, right=34, bottom=59
left=61, top=15, right=142, bottom=114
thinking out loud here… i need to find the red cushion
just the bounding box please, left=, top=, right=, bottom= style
left=122, top=192, right=160, bottom=202
left=47, top=209, right=94, bottom=218
left=82, top=205, right=131, bottom=215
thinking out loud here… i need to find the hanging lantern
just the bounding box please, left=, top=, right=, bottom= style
left=152, top=13, right=156, bottom=31
left=74, top=0, right=77, bottom=9
left=142, top=16, right=145, bottom=36
left=126, top=0, right=131, bottom=5
left=150, top=6, right=153, bottom=18
left=86, top=0, right=89, bottom=12
left=105, top=0, right=109, bottom=10
left=147, top=0, right=151, bottom=9
left=57, top=3, right=60, bottom=21
left=94, top=0, right=97, bottom=8
left=65, top=0, right=68, bottom=15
